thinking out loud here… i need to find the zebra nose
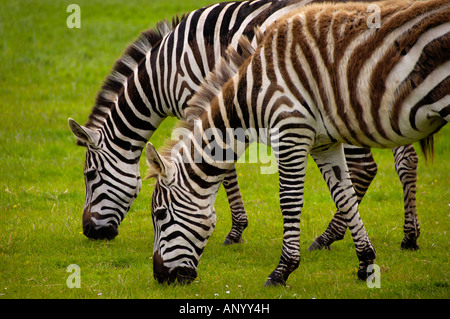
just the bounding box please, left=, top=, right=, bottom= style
left=153, top=251, right=197, bottom=284
left=173, top=267, right=197, bottom=284
left=82, top=217, right=118, bottom=240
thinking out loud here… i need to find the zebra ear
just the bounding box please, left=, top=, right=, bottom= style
left=68, top=118, right=100, bottom=147
left=145, top=142, right=170, bottom=178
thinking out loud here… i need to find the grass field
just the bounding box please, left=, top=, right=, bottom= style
left=0, top=0, right=449, bottom=299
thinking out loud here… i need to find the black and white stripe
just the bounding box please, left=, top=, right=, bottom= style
left=69, top=0, right=436, bottom=250
left=68, top=0, right=318, bottom=240
left=145, top=0, right=449, bottom=286
left=309, top=144, right=421, bottom=251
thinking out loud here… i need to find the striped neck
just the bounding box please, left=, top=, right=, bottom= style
left=84, top=20, right=185, bottom=162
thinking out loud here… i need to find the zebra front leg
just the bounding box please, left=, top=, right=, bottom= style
left=310, top=144, right=376, bottom=280
left=309, top=146, right=378, bottom=250
left=264, top=142, right=308, bottom=286
left=222, top=166, right=248, bottom=245
left=393, top=145, right=420, bottom=250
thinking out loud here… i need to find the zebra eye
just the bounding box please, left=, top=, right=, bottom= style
left=153, top=208, right=167, bottom=220
left=85, top=170, right=97, bottom=182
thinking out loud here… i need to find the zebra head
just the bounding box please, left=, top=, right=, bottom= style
left=69, top=118, right=142, bottom=240
left=145, top=142, right=217, bottom=284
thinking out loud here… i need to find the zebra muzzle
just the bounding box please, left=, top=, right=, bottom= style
left=82, top=214, right=118, bottom=240
left=153, top=251, right=197, bottom=285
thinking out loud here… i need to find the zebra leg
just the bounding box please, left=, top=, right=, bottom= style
left=310, top=144, right=376, bottom=280
left=264, top=139, right=309, bottom=287
left=346, top=146, right=378, bottom=204
left=308, top=146, right=378, bottom=250
left=222, top=166, right=248, bottom=245
left=393, top=145, right=420, bottom=250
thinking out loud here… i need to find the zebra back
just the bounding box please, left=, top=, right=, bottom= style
left=186, top=34, right=259, bottom=121
left=201, top=0, right=450, bottom=151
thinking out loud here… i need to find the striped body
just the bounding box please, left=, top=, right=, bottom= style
left=68, top=0, right=321, bottom=240
left=69, top=0, right=432, bottom=250
left=146, top=0, right=449, bottom=285
left=248, top=0, right=449, bottom=150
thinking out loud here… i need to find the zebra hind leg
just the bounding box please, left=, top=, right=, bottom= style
left=308, top=146, right=377, bottom=251
left=222, top=167, right=248, bottom=245
left=308, top=214, right=347, bottom=251
left=393, top=145, right=420, bottom=250
left=311, top=145, right=376, bottom=280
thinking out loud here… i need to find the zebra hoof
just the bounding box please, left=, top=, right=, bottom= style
left=357, top=260, right=375, bottom=281
left=357, top=268, right=368, bottom=281
left=307, top=239, right=330, bottom=251
left=401, top=237, right=419, bottom=250
left=222, top=236, right=244, bottom=246
left=264, top=268, right=291, bottom=287
left=264, top=277, right=286, bottom=287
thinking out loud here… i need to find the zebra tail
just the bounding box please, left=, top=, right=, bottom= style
left=419, top=135, right=435, bottom=163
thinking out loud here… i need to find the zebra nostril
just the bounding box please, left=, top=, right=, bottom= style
left=82, top=219, right=118, bottom=240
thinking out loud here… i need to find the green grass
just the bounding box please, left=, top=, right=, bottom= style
left=0, top=0, right=449, bottom=299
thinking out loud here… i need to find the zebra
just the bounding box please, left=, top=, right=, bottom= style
left=145, top=0, right=449, bottom=286
left=68, top=0, right=322, bottom=241
left=68, top=0, right=424, bottom=251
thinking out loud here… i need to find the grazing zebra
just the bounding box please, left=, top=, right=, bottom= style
left=145, top=0, right=449, bottom=286
left=68, top=0, right=424, bottom=251
left=68, top=0, right=322, bottom=241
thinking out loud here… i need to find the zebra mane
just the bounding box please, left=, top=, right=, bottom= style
left=147, top=31, right=264, bottom=179
left=85, top=15, right=186, bottom=130
left=145, top=120, right=195, bottom=180
left=184, top=29, right=263, bottom=121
